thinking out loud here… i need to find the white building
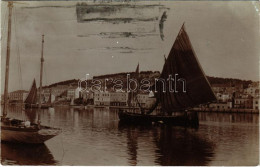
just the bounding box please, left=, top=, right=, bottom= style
left=209, top=101, right=232, bottom=110
left=94, top=91, right=110, bottom=106
left=110, top=92, right=128, bottom=106
left=8, top=90, right=29, bottom=103
left=244, top=86, right=259, bottom=97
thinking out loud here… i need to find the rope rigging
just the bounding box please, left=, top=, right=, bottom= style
left=1, top=6, right=9, bottom=53
left=13, top=7, right=23, bottom=90
left=44, top=58, right=48, bottom=86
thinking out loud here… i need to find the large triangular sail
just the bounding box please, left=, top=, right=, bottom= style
left=24, top=79, right=37, bottom=104
left=156, top=24, right=216, bottom=114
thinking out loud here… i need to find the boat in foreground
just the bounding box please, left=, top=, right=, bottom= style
left=1, top=2, right=61, bottom=144
left=118, top=24, right=216, bottom=126
left=118, top=110, right=199, bottom=127
left=1, top=117, right=61, bottom=144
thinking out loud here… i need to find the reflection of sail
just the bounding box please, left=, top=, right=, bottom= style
left=127, top=64, right=140, bottom=109
left=118, top=123, right=153, bottom=165
left=1, top=143, right=57, bottom=165
left=126, top=127, right=138, bottom=165
left=24, top=109, right=37, bottom=123
left=199, top=112, right=259, bottom=124
left=152, top=126, right=214, bottom=166
left=118, top=123, right=214, bottom=166
left=47, top=88, right=52, bottom=104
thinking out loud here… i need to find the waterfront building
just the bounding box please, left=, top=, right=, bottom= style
left=212, top=84, right=230, bottom=93
left=110, top=92, right=128, bottom=106
left=208, top=101, right=232, bottom=110
left=94, top=91, right=110, bottom=106
left=234, top=83, right=244, bottom=93
left=211, top=83, right=237, bottom=94
left=244, top=84, right=259, bottom=97
left=81, top=91, right=94, bottom=100
left=7, top=90, right=29, bottom=103
left=234, top=95, right=254, bottom=109
left=67, top=88, right=75, bottom=100
left=67, top=87, right=77, bottom=100
left=215, top=92, right=232, bottom=102
left=253, top=96, right=259, bottom=110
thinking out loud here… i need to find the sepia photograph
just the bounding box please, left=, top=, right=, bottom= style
left=1, top=0, right=259, bottom=165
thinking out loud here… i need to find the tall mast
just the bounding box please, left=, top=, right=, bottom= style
left=37, top=34, right=44, bottom=127
left=3, top=2, right=13, bottom=118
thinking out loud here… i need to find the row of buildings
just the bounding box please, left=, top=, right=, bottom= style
left=93, top=91, right=156, bottom=109
left=205, top=82, right=259, bottom=111
left=2, top=84, right=156, bottom=109
left=2, top=81, right=259, bottom=111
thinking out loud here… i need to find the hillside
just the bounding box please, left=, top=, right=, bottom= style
left=42, top=71, right=255, bottom=90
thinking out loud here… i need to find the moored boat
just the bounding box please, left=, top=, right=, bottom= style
left=1, top=118, right=61, bottom=144
left=24, top=79, right=51, bottom=109
left=118, top=110, right=199, bottom=127
left=1, top=1, right=61, bottom=144
left=118, top=23, right=216, bottom=127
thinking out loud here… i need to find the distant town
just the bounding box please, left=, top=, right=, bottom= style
left=2, top=71, right=259, bottom=113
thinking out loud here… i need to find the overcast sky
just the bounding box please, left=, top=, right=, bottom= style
left=1, top=1, right=259, bottom=92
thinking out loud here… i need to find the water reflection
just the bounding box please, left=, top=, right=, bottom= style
left=1, top=105, right=258, bottom=165
left=199, top=112, right=259, bottom=124
left=153, top=126, right=214, bottom=165
left=119, top=123, right=215, bottom=166
left=24, top=109, right=37, bottom=123
left=1, top=143, right=57, bottom=165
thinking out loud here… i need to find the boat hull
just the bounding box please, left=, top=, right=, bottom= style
left=1, top=120, right=61, bottom=144
left=118, top=110, right=199, bottom=127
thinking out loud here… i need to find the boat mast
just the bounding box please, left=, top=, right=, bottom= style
left=37, top=34, right=44, bottom=127
left=3, top=2, right=13, bottom=118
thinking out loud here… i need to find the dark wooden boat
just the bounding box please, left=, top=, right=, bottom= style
left=1, top=117, right=61, bottom=144
left=118, top=24, right=216, bottom=126
left=118, top=110, right=199, bottom=127
left=1, top=2, right=61, bottom=144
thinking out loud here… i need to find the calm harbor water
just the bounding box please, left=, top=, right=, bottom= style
left=1, top=105, right=259, bottom=166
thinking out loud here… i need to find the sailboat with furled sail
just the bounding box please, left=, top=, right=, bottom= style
left=118, top=24, right=216, bottom=127
left=1, top=1, right=61, bottom=144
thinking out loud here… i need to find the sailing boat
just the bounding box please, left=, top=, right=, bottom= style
left=126, top=64, right=141, bottom=112
left=24, top=80, right=50, bottom=109
left=24, top=36, right=50, bottom=109
left=118, top=24, right=216, bottom=127
left=1, top=2, right=61, bottom=144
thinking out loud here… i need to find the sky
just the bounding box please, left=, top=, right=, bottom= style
left=1, top=1, right=259, bottom=92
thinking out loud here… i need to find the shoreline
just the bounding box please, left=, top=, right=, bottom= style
left=3, top=103, right=259, bottom=114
